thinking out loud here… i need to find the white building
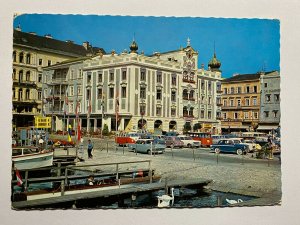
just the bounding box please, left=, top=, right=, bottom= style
left=43, top=39, right=223, bottom=134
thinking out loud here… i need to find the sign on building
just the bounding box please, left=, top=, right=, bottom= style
left=34, top=116, right=51, bottom=128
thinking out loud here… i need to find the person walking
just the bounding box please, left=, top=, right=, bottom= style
left=87, top=139, right=94, bottom=159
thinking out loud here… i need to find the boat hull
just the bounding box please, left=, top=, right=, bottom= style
left=12, top=151, right=54, bottom=170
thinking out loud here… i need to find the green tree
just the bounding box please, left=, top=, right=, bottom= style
left=102, top=124, right=109, bottom=136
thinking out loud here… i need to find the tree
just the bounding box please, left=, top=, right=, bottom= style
left=102, top=124, right=109, bottom=136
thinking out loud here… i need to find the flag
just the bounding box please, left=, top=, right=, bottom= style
left=87, top=91, right=91, bottom=118
left=68, top=124, right=72, bottom=142
left=77, top=124, right=81, bottom=141
left=15, top=169, right=23, bottom=187
left=64, top=89, right=69, bottom=115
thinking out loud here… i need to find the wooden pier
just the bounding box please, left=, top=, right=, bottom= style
left=11, top=160, right=212, bottom=209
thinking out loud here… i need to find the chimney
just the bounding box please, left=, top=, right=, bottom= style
left=83, top=41, right=90, bottom=50
left=44, top=34, right=52, bottom=39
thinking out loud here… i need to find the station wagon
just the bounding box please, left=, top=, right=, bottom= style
left=211, top=139, right=248, bottom=155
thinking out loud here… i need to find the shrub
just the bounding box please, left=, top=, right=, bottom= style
left=102, top=124, right=109, bottom=136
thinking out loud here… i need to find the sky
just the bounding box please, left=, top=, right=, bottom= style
left=13, top=14, right=280, bottom=78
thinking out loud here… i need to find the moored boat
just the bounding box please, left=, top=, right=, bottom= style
left=12, top=146, right=54, bottom=170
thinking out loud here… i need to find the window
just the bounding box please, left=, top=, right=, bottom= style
left=13, top=88, right=16, bottom=99
left=253, top=86, right=257, bottom=93
left=273, top=110, right=278, bottom=118
left=109, top=72, right=114, bottom=82
left=87, top=73, right=92, bottom=84
left=171, top=108, right=176, bottom=116
left=25, top=89, right=30, bottom=100
left=265, top=95, right=271, bottom=102
left=190, top=90, right=195, bottom=100
left=234, top=112, right=238, bottom=119
left=48, top=60, right=51, bottom=66
left=77, top=87, right=82, bottom=95
left=246, top=86, right=250, bottom=93
left=201, top=110, right=205, bottom=118
left=39, top=59, right=43, bottom=66
left=245, top=98, right=250, bottom=106
left=122, top=70, right=127, bottom=80
left=121, top=87, right=126, bottom=98
left=71, top=70, right=74, bottom=79
left=171, top=74, right=176, bottom=85
left=230, top=87, right=234, bottom=94
left=13, top=69, right=16, bottom=80
left=98, top=73, right=102, bottom=83
left=13, top=51, right=16, bottom=62
left=69, top=103, right=74, bottom=113
left=26, top=71, right=30, bottom=81
left=264, top=83, right=268, bottom=88
left=208, top=111, right=212, bottom=119
left=19, top=52, right=24, bottom=63
left=171, top=91, right=176, bottom=102
left=156, top=89, right=162, bottom=100
left=237, top=99, right=241, bottom=106
left=140, top=71, right=146, bottom=81
left=223, top=88, right=227, bottom=94
left=183, top=89, right=188, bottom=99
left=97, top=88, right=103, bottom=99
left=201, top=81, right=205, bottom=90
left=208, top=82, right=212, bottom=91
left=38, top=91, right=42, bottom=100
left=140, top=105, right=146, bottom=115
left=254, top=112, right=258, bottom=119
left=26, top=53, right=31, bottom=64
left=79, top=69, right=83, bottom=78
left=264, top=111, right=269, bottom=118
left=237, top=87, right=242, bottom=94
left=140, top=87, right=146, bottom=99
left=19, top=89, right=23, bottom=99
left=86, top=89, right=91, bottom=100
left=157, top=73, right=162, bottom=83
left=38, top=73, right=42, bottom=82
left=189, top=107, right=194, bottom=117
left=244, top=112, right=249, bottom=119
left=156, top=106, right=162, bottom=116
left=253, top=98, right=257, bottom=106
left=109, top=87, right=114, bottom=98
left=223, top=100, right=227, bottom=107
left=274, top=94, right=280, bottom=102
left=208, top=97, right=212, bottom=105
left=19, top=70, right=23, bottom=81
left=230, top=99, right=234, bottom=106
left=223, top=112, right=227, bottom=119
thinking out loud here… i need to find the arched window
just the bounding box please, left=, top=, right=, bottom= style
left=19, top=88, right=23, bottom=100
left=183, top=89, right=188, bottom=100
left=26, top=53, right=31, bottom=64
left=13, top=69, right=16, bottom=80
left=183, top=106, right=188, bottom=116
left=25, top=89, right=30, bottom=100
left=19, top=52, right=24, bottom=63
left=26, top=71, right=30, bottom=81
left=189, top=107, right=194, bottom=117
left=190, top=90, right=194, bottom=100
left=13, top=51, right=16, bottom=62
left=13, top=88, right=16, bottom=99
left=19, top=70, right=23, bottom=82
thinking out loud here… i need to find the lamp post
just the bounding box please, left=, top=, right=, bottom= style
left=100, top=94, right=105, bottom=139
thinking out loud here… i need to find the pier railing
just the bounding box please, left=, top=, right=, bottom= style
left=12, top=160, right=153, bottom=197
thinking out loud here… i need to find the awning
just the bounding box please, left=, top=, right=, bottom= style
left=257, top=125, right=278, bottom=130
left=221, top=125, right=249, bottom=129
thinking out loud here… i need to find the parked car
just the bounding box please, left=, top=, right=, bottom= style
left=164, top=136, right=184, bottom=148
left=228, top=138, right=253, bottom=153
left=211, top=139, right=248, bottom=155
left=128, top=139, right=165, bottom=154
left=177, top=135, right=201, bottom=148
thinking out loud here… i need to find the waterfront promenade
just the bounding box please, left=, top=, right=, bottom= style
left=53, top=136, right=281, bottom=206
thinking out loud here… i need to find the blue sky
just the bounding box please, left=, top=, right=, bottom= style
left=13, top=14, right=280, bottom=78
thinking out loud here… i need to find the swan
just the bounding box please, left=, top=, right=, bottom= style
left=157, top=188, right=175, bottom=207
left=226, top=198, right=243, bottom=204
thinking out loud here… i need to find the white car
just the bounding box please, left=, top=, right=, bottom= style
left=178, top=135, right=201, bottom=148
left=243, top=139, right=256, bottom=152
left=228, top=138, right=254, bottom=153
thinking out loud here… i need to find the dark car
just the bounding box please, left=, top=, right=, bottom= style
left=211, top=139, right=248, bottom=155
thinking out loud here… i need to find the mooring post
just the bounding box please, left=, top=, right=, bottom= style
left=24, top=170, right=28, bottom=191
left=149, top=160, right=152, bottom=183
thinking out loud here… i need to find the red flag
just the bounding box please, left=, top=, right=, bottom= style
left=77, top=124, right=81, bottom=141
left=15, top=169, right=23, bottom=187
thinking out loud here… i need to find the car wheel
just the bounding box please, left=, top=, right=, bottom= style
left=215, top=148, right=220, bottom=154
left=132, top=148, right=136, bottom=152
left=147, top=150, right=151, bottom=155
left=187, top=144, right=192, bottom=148
left=236, top=149, right=243, bottom=155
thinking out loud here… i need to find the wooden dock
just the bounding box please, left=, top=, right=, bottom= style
left=12, top=178, right=212, bottom=209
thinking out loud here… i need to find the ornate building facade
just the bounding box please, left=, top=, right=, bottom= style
left=43, top=39, right=223, bottom=134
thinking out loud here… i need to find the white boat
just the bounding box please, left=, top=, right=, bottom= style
left=12, top=146, right=54, bottom=170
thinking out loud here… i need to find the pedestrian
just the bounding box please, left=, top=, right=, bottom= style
left=87, top=139, right=94, bottom=159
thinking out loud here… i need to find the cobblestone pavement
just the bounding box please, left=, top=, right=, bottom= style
left=53, top=135, right=282, bottom=205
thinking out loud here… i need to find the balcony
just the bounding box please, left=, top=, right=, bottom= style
left=182, top=97, right=195, bottom=101
left=216, top=89, right=222, bottom=93
left=15, top=80, right=37, bottom=88
left=217, top=102, right=222, bottom=106
left=183, top=114, right=194, bottom=118
left=182, top=78, right=196, bottom=84
left=216, top=116, right=223, bottom=120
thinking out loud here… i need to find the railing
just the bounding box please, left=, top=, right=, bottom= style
left=182, top=78, right=196, bottom=84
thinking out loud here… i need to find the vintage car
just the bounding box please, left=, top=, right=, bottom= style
left=211, top=139, right=249, bottom=155
left=128, top=139, right=166, bottom=154
left=177, top=135, right=201, bottom=148
left=164, top=136, right=184, bottom=148
left=228, top=138, right=255, bottom=153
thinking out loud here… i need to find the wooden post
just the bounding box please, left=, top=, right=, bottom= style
left=149, top=160, right=152, bottom=183
left=116, top=164, right=119, bottom=180
left=24, top=170, right=28, bottom=191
